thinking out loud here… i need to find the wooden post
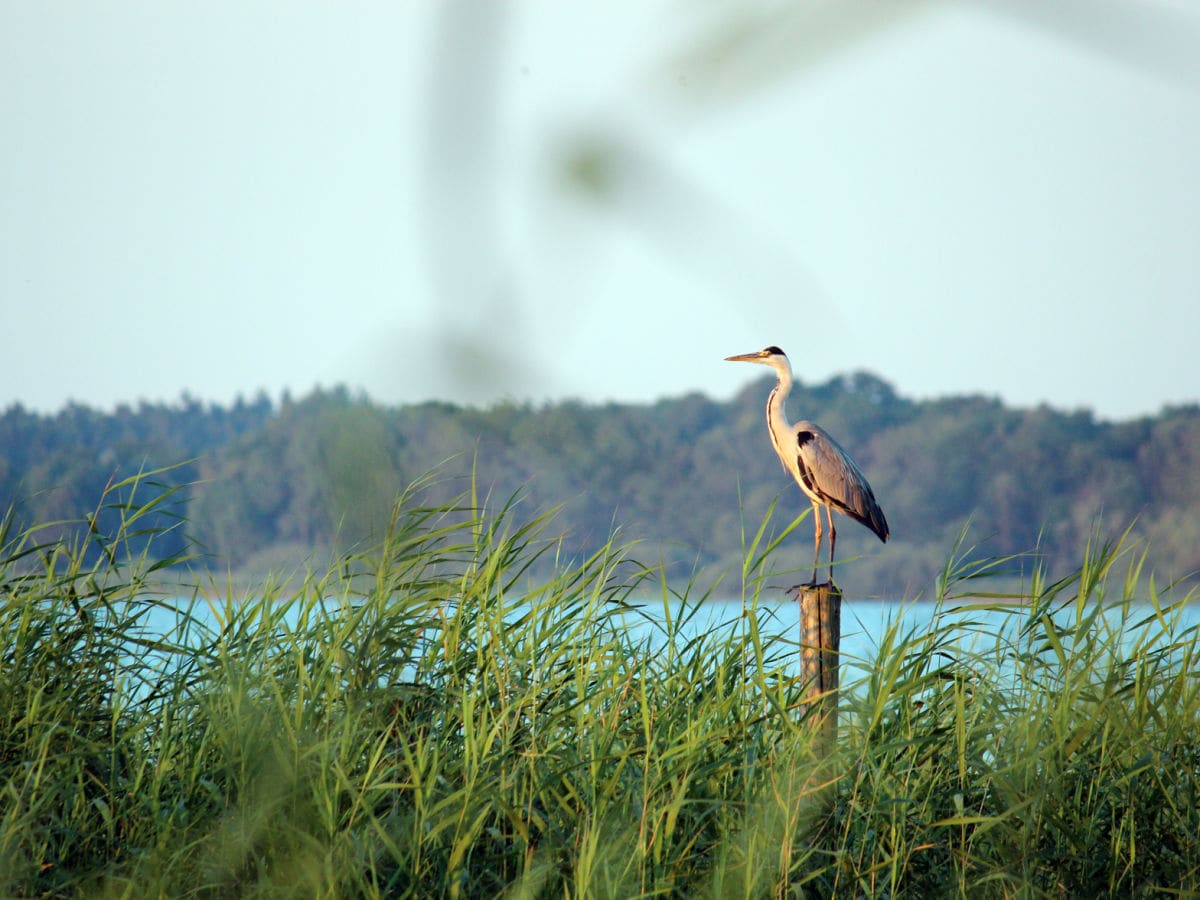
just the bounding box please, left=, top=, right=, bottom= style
left=797, top=583, right=841, bottom=752
left=792, top=582, right=842, bottom=836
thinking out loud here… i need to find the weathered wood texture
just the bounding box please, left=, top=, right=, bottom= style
left=797, top=583, right=841, bottom=750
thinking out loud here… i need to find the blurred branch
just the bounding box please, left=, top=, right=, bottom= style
left=418, top=1, right=540, bottom=402
left=979, top=0, right=1200, bottom=91
left=661, top=0, right=937, bottom=109
left=664, top=0, right=1200, bottom=113
left=556, top=129, right=829, bottom=316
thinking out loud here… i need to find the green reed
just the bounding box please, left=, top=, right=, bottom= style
left=1, top=467, right=1197, bottom=897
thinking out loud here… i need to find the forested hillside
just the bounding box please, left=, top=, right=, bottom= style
left=2, top=375, right=1197, bottom=597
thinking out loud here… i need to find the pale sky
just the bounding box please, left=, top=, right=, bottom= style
left=4, top=2, right=1199, bottom=421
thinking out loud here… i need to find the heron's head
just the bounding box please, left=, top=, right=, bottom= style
left=724, top=346, right=788, bottom=366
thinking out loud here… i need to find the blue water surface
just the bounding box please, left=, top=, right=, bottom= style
left=127, top=590, right=1200, bottom=689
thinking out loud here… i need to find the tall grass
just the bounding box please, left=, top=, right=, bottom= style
left=1, top=468, right=1198, bottom=896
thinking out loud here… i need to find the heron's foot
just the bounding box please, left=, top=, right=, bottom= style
left=787, top=580, right=821, bottom=599
left=788, top=579, right=837, bottom=598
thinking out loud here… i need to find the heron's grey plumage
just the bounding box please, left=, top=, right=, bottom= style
left=726, top=346, right=889, bottom=585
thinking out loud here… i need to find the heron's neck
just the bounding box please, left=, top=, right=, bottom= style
left=767, top=363, right=792, bottom=426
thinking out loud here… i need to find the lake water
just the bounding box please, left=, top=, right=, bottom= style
left=134, top=593, right=1200, bottom=684
left=615, top=596, right=1200, bottom=678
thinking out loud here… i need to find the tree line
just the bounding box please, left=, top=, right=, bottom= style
left=2, top=375, right=1197, bottom=597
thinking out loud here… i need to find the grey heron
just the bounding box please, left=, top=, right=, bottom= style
left=726, top=346, right=889, bottom=587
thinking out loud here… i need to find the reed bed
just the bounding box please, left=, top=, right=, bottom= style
left=1, top=469, right=1198, bottom=897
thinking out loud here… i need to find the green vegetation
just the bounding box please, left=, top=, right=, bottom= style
left=3, top=376, right=1199, bottom=596
left=3, top=468, right=1199, bottom=896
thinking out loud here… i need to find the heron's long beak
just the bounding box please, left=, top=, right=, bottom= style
left=724, top=352, right=761, bottom=363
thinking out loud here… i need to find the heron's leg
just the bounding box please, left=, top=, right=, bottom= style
left=826, top=505, right=837, bottom=585
left=810, top=501, right=822, bottom=586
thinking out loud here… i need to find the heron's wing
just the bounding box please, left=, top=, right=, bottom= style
left=793, top=422, right=889, bottom=542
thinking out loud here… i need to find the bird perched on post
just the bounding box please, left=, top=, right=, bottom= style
left=725, top=346, right=889, bottom=587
